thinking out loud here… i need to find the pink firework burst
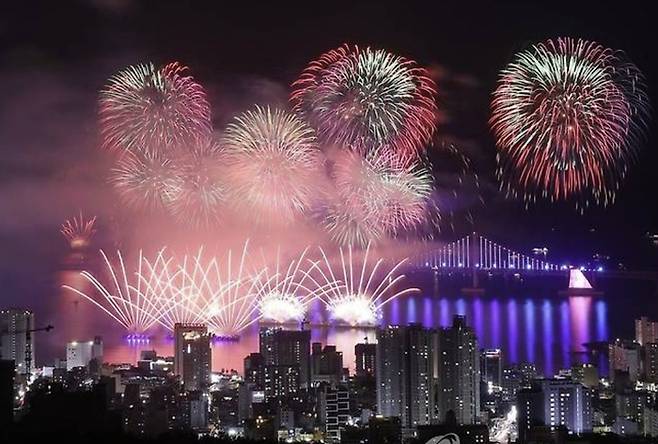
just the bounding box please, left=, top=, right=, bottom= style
left=222, top=106, right=323, bottom=224
left=323, top=147, right=432, bottom=246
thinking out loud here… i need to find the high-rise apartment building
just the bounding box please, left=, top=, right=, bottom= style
left=263, top=364, right=300, bottom=399
left=244, top=352, right=265, bottom=389
left=66, top=336, right=103, bottom=371
left=636, top=317, right=658, bottom=346
left=355, top=342, right=376, bottom=377
left=311, top=343, right=344, bottom=386
left=437, top=315, right=480, bottom=425
left=174, top=323, right=211, bottom=392
left=644, top=343, right=658, bottom=383
left=0, top=309, right=35, bottom=374
left=376, top=324, right=436, bottom=435
left=518, top=379, right=593, bottom=440
left=259, top=327, right=311, bottom=389
left=322, top=386, right=350, bottom=443
left=609, top=339, right=642, bottom=383
left=481, top=349, right=503, bottom=390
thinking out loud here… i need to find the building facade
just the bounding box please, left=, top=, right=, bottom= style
left=263, top=365, right=300, bottom=399
left=244, top=352, right=265, bottom=389
left=259, top=327, right=311, bottom=389
left=609, top=339, right=642, bottom=383
left=376, top=324, right=436, bottom=435
left=644, top=343, right=658, bottom=383
left=323, top=386, right=350, bottom=443
left=571, top=363, right=598, bottom=388
left=518, top=379, right=593, bottom=440
left=437, top=315, right=480, bottom=425
left=480, top=349, right=503, bottom=390
left=66, top=336, right=103, bottom=371
left=0, top=309, right=35, bottom=374
left=173, top=323, right=211, bottom=392
left=644, top=404, right=658, bottom=438
left=636, top=317, right=658, bottom=346
left=355, top=342, right=376, bottom=377
left=311, top=343, right=343, bottom=387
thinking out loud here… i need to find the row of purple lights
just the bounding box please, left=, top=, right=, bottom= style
left=425, top=262, right=604, bottom=272
left=382, top=295, right=608, bottom=375
left=418, top=234, right=606, bottom=273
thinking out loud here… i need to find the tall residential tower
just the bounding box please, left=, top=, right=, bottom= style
left=174, top=323, right=211, bottom=392
left=437, top=315, right=480, bottom=424
left=0, top=309, right=35, bottom=374
left=376, top=324, right=436, bottom=435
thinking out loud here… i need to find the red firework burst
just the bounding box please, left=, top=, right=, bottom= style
left=490, top=38, right=649, bottom=209
left=99, top=62, right=212, bottom=154
left=291, top=44, right=438, bottom=157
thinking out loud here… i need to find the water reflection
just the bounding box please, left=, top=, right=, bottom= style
left=542, top=300, right=554, bottom=376
left=569, top=296, right=592, bottom=366
left=560, top=300, right=571, bottom=368
left=596, top=300, right=607, bottom=341
left=490, top=299, right=501, bottom=347
left=525, top=300, right=535, bottom=364
left=506, top=299, right=519, bottom=363
left=472, top=298, right=484, bottom=340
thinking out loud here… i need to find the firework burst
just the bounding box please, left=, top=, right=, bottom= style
left=166, top=139, right=229, bottom=226
left=190, top=243, right=263, bottom=336
left=62, top=250, right=168, bottom=334
left=257, top=292, right=306, bottom=324
left=60, top=211, right=97, bottom=249
left=291, top=44, right=438, bottom=156
left=321, top=148, right=432, bottom=246
left=253, top=248, right=324, bottom=324
left=320, top=196, right=386, bottom=249
left=63, top=244, right=272, bottom=337
left=312, top=244, right=419, bottom=326
left=137, top=248, right=248, bottom=334
left=138, top=243, right=262, bottom=337
left=490, top=38, right=649, bottom=208
left=335, top=148, right=432, bottom=234
left=222, top=106, right=323, bottom=223
left=99, top=62, right=211, bottom=153
left=110, top=149, right=180, bottom=210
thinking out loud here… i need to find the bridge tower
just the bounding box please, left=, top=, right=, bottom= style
left=470, top=231, right=479, bottom=289
left=462, top=232, right=484, bottom=295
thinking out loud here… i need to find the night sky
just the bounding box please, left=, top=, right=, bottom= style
left=1, top=1, right=656, bottom=309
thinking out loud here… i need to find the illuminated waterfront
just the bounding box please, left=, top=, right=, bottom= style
left=39, top=266, right=658, bottom=378
left=43, top=278, right=628, bottom=377
left=115, top=295, right=607, bottom=377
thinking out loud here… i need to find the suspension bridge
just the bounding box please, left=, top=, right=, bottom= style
left=411, top=232, right=658, bottom=295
